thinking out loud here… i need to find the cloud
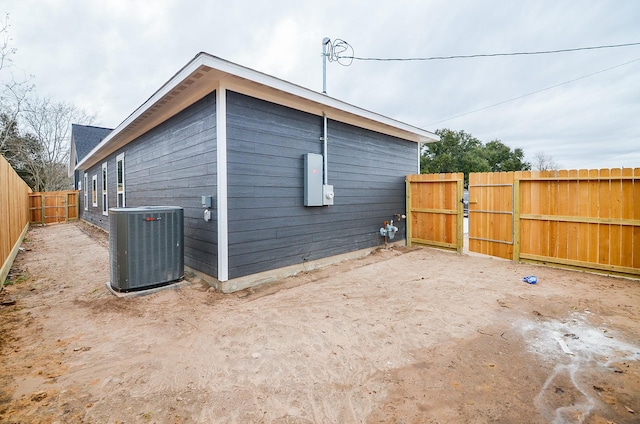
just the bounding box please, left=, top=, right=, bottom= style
left=2, top=0, right=639, bottom=169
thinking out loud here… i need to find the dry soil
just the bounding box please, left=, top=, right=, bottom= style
left=0, top=222, right=639, bottom=423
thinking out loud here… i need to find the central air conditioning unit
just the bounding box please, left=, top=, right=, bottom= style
left=109, top=206, right=184, bottom=292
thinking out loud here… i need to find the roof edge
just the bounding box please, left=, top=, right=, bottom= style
left=77, top=53, right=439, bottom=170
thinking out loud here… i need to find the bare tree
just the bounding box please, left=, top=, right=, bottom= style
left=532, top=151, right=560, bottom=171
left=1, top=14, right=94, bottom=191
left=21, top=97, right=95, bottom=191
left=0, top=13, right=34, bottom=151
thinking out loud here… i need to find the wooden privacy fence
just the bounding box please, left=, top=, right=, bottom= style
left=468, top=172, right=517, bottom=260
left=1, top=155, right=32, bottom=285
left=468, top=168, right=640, bottom=278
left=29, top=191, right=79, bottom=225
left=406, top=173, right=464, bottom=253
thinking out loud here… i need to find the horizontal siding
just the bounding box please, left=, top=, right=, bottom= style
left=125, top=93, right=217, bottom=277
left=79, top=165, right=110, bottom=229
left=81, top=92, right=218, bottom=277
left=226, top=91, right=416, bottom=279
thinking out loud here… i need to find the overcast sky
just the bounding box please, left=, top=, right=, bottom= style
left=3, top=0, right=639, bottom=170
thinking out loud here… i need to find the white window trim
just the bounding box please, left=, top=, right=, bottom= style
left=102, top=162, right=108, bottom=216
left=116, top=153, right=125, bottom=207
left=83, top=173, right=88, bottom=211
left=92, top=175, right=98, bottom=207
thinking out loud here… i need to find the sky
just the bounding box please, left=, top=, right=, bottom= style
left=2, top=0, right=639, bottom=170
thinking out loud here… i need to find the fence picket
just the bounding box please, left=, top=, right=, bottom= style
left=0, top=155, right=32, bottom=286
left=634, top=168, right=640, bottom=269
left=464, top=168, right=638, bottom=278
left=406, top=173, right=463, bottom=252
left=29, top=191, right=80, bottom=224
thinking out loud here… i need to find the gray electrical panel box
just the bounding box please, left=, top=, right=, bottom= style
left=304, top=153, right=323, bottom=206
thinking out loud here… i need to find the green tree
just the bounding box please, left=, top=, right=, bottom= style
left=482, top=140, right=530, bottom=172
left=421, top=129, right=490, bottom=174
left=420, top=129, right=531, bottom=186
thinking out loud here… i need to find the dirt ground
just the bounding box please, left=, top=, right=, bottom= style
left=0, top=223, right=639, bottom=424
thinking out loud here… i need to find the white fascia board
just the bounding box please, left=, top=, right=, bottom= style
left=77, top=53, right=439, bottom=170
left=68, top=138, right=76, bottom=178
left=76, top=55, right=209, bottom=170
left=199, top=54, right=439, bottom=143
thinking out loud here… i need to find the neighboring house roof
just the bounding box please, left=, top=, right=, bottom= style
left=69, top=124, right=112, bottom=177
left=76, top=52, right=439, bottom=171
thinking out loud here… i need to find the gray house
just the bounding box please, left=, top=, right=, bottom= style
left=75, top=52, right=439, bottom=292
left=68, top=124, right=112, bottom=189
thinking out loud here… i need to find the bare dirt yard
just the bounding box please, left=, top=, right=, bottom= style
left=0, top=223, right=639, bottom=423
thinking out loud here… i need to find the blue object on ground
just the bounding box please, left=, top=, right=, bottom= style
left=523, top=276, right=538, bottom=284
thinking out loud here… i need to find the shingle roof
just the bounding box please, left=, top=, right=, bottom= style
left=72, top=124, right=112, bottom=162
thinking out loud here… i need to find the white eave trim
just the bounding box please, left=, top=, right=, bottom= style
left=77, top=52, right=439, bottom=171
left=77, top=55, right=210, bottom=170
left=199, top=54, right=438, bottom=142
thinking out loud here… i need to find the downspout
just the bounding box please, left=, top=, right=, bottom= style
left=323, top=112, right=328, bottom=184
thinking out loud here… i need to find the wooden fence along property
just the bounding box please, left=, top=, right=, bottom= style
left=468, top=168, right=639, bottom=278
left=517, top=168, right=639, bottom=276
left=0, top=155, right=32, bottom=285
left=406, top=173, right=464, bottom=253
left=407, top=168, right=639, bottom=278
left=29, top=191, right=79, bottom=225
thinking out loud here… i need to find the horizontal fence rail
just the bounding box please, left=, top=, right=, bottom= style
left=468, top=168, right=639, bottom=278
left=406, top=173, right=464, bottom=253
left=1, top=155, right=32, bottom=286
left=468, top=172, right=515, bottom=259
left=515, top=168, right=639, bottom=277
left=29, top=191, right=79, bottom=225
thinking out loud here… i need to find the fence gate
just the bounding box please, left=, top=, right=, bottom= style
left=468, top=172, right=515, bottom=260
left=406, top=173, right=464, bottom=253
left=29, top=191, right=79, bottom=225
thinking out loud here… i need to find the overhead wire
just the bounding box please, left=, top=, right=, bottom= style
left=343, top=41, right=640, bottom=62
left=322, top=38, right=640, bottom=127
left=424, top=57, right=640, bottom=126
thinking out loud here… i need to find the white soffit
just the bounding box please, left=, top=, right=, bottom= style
left=77, top=53, right=439, bottom=171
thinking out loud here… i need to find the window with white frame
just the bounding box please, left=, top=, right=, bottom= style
left=102, top=162, right=108, bottom=215
left=83, top=173, right=88, bottom=211
left=92, top=175, right=98, bottom=207
left=116, top=153, right=125, bottom=207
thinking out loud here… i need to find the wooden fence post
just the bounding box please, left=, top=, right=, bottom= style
left=513, top=176, right=521, bottom=262
left=40, top=195, right=45, bottom=225
left=456, top=178, right=463, bottom=254
left=406, top=179, right=412, bottom=247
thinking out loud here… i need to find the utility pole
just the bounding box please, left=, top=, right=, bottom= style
left=322, top=37, right=330, bottom=94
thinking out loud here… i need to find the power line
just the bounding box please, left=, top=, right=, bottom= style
left=424, top=57, right=640, bottom=127
left=346, top=41, right=640, bottom=62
